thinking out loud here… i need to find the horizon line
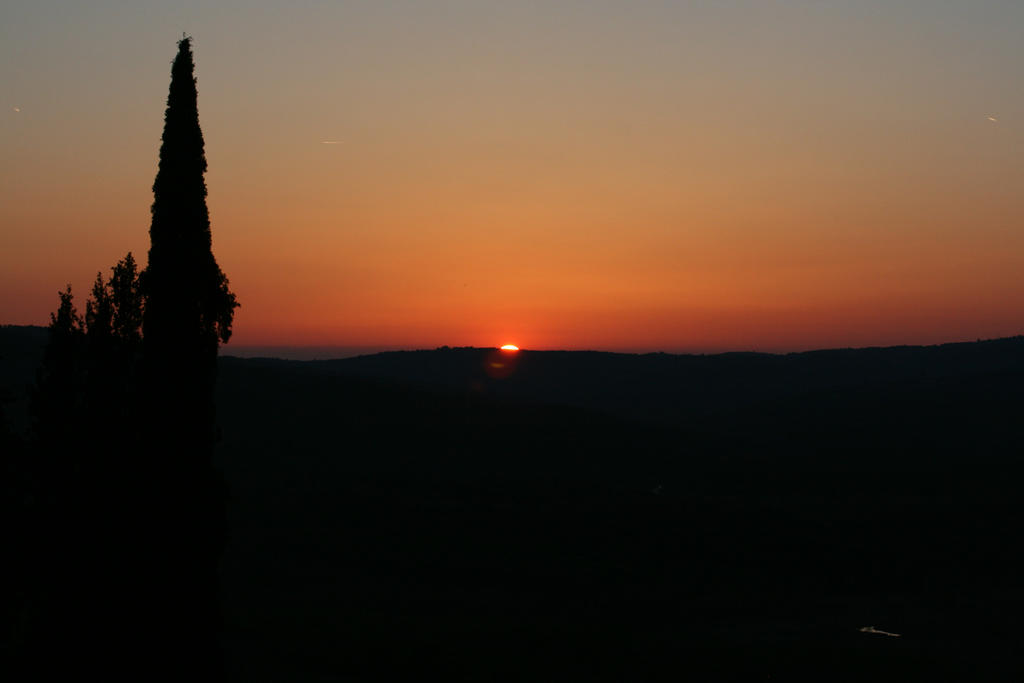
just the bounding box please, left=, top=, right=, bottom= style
left=220, top=334, right=1023, bottom=361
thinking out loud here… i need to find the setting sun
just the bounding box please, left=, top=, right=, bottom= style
left=500, top=344, right=519, bottom=352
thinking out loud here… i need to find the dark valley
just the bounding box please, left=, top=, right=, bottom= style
left=4, top=325, right=1023, bottom=681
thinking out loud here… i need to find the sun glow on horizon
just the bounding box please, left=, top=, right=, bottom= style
left=500, top=344, right=520, bottom=352
left=3, top=5, right=1024, bottom=352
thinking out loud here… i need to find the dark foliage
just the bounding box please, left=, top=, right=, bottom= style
left=134, top=36, right=236, bottom=681
left=31, top=287, right=84, bottom=450
left=144, top=37, right=237, bottom=356
left=82, top=253, right=143, bottom=429
left=0, top=400, right=31, bottom=669
left=16, top=262, right=146, bottom=679
left=15, top=38, right=235, bottom=682
left=31, top=256, right=142, bottom=448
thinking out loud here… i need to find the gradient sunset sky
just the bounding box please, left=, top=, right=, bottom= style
left=2, top=1, right=1022, bottom=352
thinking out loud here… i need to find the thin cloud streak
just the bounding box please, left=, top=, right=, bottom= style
left=860, top=626, right=901, bottom=637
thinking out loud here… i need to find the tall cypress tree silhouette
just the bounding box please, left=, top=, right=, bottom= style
left=137, top=36, right=237, bottom=681
left=144, top=37, right=236, bottom=359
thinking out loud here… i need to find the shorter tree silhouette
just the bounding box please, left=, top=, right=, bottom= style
left=82, top=253, right=143, bottom=430
left=34, top=253, right=143, bottom=452
left=32, top=286, right=84, bottom=458
left=26, top=254, right=146, bottom=678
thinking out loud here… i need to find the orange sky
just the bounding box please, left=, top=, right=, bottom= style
left=2, top=2, right=1023, bottom=352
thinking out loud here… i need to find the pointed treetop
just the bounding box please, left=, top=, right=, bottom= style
left=145, top=36, right=237, bottom=349
left=157, top=34, right=205, bottom=184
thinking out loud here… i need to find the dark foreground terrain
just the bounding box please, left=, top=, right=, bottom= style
left=4, top=326, right=1024, bottom=681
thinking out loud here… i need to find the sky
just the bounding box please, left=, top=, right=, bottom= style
left=2, top=1, right=1022, bottom=353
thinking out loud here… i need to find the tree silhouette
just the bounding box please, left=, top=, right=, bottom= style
left=25, top=38, right=237, bottom=680
left=135, top=36, right=237, bottom=680
left=23, top=261, right=145, bottom=679
left=108, top=252, right=144, bottom=345
left=31, top=286, right=84, bottom=456
left=33, top=256, right=142, bottom=448
left=144, top=37, right=237, bottom=358
left=23, top=287, right=90, bottom=679
left=83, top=253, right=142, bottom=426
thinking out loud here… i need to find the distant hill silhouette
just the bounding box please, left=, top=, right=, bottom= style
left=13, top=324, right=1023, bottom=410
left=222, top=335, right=1024, bottom=455
left=5, top=325, right=1024, bottom=681
left=0, top=325, right=49, bottom=435
left=211, top=336, right=1024, bottom=681
left=6, top=325, right=1024, bottom=454
left=227, top=336, right=1023, bottom=407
